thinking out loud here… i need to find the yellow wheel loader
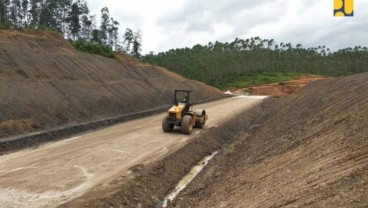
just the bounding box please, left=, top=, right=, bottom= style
left=162, top=90, right=207, bottom=134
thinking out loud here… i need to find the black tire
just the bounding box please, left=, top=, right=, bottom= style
left=162, top=117, right=174, bottom=132
left=181, top=115, right=193, bottom=134
left=201, top=120, right=206, bottom=128
left=195, top=120, right=205, bottom=128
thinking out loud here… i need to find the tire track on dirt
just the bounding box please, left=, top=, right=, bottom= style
left=0, top=97, right=263, bottom=208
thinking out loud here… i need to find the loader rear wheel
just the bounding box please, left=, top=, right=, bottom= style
left=162, top=117, right=174, bottom=132
left=181, top=115, right=193, bottom=134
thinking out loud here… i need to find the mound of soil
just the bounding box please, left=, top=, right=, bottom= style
left=0, top=30, right=222, bottom=138
left=233, top=76, right=330, bottom=97
left=173, top=73, right=368, bottom=207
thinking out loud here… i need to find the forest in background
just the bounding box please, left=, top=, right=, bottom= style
left=0, top=0, right=142, bottom=57
left=144, top=37, right=368, bottom=89
left=2, top=1, right=367, bottom=90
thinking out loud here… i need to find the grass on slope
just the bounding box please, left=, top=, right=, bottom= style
left=219, top=72, right=302, bottom=90
left=71, top=40, right=116, bottom=59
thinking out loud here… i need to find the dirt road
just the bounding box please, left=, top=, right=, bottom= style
left=0, top=96, right=264, bottom=208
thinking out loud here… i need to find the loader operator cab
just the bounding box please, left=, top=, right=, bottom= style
left=174, top=90, right=192, bottom=115
left=182, top=96, right=188, bottom=103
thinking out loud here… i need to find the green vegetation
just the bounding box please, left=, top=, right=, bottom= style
left=0, top=22, right=10, bottom=29
left=220, top=72, right=301, bottom=90
left=144, top=37, right=368, bottom=89
left=71, top=40, right=116, bottom=59
left=0, top=0, right=142, bottom=57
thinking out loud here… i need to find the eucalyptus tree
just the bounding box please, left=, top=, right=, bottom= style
left=99, top=6, right=109, bottom=45
left=0, top=0, right=8, bottom=24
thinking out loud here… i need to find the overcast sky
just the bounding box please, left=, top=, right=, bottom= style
left=87, top=0, right=368, bottom=54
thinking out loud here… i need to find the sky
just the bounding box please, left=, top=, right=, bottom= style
left=87, top=0, right=368, bottom=54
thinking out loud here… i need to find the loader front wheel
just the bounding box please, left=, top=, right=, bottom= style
left=162, top=117, right=174, bottom=132
left=181, top=115, right=193, bottom=134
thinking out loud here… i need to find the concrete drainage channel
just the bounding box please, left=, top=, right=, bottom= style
left=157, top=151, right=219, bottom=208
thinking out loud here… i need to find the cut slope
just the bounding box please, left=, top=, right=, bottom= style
left=0, top=30, right=222, bottom=138
left=173, top=73, right=368, bottom=207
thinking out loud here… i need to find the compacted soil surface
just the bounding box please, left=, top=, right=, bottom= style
left=0, top=96, right=265, bottom=208
left=172, top=73, right=368, bottom=207
left=58, top=74, right=367, bottom=208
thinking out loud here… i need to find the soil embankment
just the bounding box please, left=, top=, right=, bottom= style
left=0, top=30, right=222, bottom=140
left=173, top=73, right=368, bottom=207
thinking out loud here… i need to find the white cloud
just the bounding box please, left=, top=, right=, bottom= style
left=86, top=0, right=368, bottom=54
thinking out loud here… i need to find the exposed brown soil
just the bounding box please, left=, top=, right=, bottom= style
left=1, top=30, right=367, bottom=208
left=0, top=30, right=222, bottom=139
left=59, top=74, right=368, bottom=208
left=172, top=73, right=368, bottom=207
left=0, top=97, right=261, bottom=208
left=0, top=118, right=35, bottom=135
left=233, top=76, right=331, bottom=97
left=59, top=97, right=265, bottom=208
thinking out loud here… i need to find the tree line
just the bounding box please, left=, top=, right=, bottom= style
left=144, top=37, right=368, bottom=88
left=0, top=0, right=142, bottom=57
